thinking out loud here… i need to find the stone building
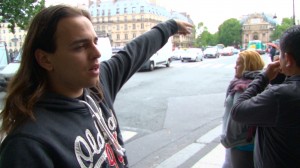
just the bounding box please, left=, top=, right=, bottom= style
left=241, top=13, right=277, bottom=49
left=88, top=0, right=194, bottom=49
left=0, top=22, right=26, bottom=55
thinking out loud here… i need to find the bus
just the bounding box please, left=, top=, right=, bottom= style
left=247, top=40, right=266, bottom=54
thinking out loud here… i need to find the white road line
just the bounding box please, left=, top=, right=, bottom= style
left=211, top=63, right=225, bottom=68
left=196, top=124, right=222, bottom=144
left=155, top=143, right=205, bottom=168
left=225, top=64, right=235, bottom=69
left=191, top=144, right=225, bottom=168
left=198, top=63, right=214, bottom=68
left=155, top=124, right=222, bottom=168
left=121, top=130, right=137, bottom=142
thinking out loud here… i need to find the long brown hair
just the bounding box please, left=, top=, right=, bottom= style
left=0, top=5, right=102, bottom=138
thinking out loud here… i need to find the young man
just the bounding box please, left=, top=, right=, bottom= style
left=0, top=5, right=192, bottom=167
left=231, top=25, right=300, bottom=168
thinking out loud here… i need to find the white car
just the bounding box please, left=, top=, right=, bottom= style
left=181, top=48, right=204, bottom=62
left=203, top=47, right=220, bottom=58
left=171, top=49, right=185, bottom=60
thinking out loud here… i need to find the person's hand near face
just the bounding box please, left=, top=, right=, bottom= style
left=265, top=60, right=281, bottom=81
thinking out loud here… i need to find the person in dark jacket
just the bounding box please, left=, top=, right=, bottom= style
left=231, top=25, right=300, bottom=168
left=0, top=5, right=192, bottom=168
left=269, top=46, right=277, bottom=62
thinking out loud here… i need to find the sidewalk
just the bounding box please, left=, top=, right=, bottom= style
left=192, top=144, right=225, bottom=168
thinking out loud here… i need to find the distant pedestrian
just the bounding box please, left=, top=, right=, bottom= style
left=231, top=25, right=300, bottom=168
left=269, top=46, right=276, bottom=62
left=221, top=50, right=265, bottom=168
left=0, top=5, right=193, bottom=167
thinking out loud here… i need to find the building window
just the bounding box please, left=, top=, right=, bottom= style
left=108, top=9, right=111, bottom=16
left=133, top=33, right=136, bottom=38
left=132, top=24, right=136, bottom=30
left=141, top=23, right=144, bottom=29
left=132, top=15, right=135, bottom=21
left=125, top=34, right=128, bottom=40
left=124, top=8, right=127, bottom=14
left=132, top=7, right=136, bottom=13
left=141, top=15, right=144, bottom=21
left=124, top=16, right=127, bottom=21
left=117, top=25, right=120, bottom=30
left=117, top=34, right=120, bottom=40
left=140, top=6, right=144, bottom=13
left=102, top=10, right=105, bottom=16
left=116, top=8, right=119, bottom=14
left=125, top=24, right=127, bottom=30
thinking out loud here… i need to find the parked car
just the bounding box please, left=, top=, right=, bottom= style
left=0, top=49, right=21, bottom=89
left=233, top=48, right=240, bottom=54
left=112, top=46, right=124, bottom=55
left=171, top=49, right=185, bottom=60
left=98, top=37, right=113, bottom=62
left=181, top=48, right=204, bottom=62
left=203, top=47, right=220, bottom=58
left=0, top=42, right=10, bottom=71
left=139, top=37, right=172, bottom=71
left=221, top=47, right=234, bottom=56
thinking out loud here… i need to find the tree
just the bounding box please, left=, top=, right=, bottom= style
left=271, top=17, right=294, bottom=41
left=194, top=22, right=218, bottom=48
left=0, top=0, right=45, bottom=33
left=218, top=18, right=242, bottom=47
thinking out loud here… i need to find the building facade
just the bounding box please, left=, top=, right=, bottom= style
left=88, top=0, right=194, bottom=49
left=241, top=13, right=277, bottom=49
left=0, top=22, right=26, bottom=55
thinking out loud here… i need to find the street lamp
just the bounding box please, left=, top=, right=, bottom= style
left=293, top=0, right=296, bottom=25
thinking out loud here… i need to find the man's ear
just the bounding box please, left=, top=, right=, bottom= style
left=35, top=49, right=53, bottom=71
left=285, top=52, right=294, bottom=68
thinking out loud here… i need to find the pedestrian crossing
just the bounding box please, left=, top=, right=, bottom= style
left=171, top=61, right=269, bottom=69
left=121, top=124, right=224, bottom=167
left=170, top=62, right=236, bottom=69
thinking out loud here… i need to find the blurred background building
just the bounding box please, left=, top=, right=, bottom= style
left=240, top=13, right=277, bottom=49
left=0, top=0, right=279, bottom=53
left=88, top=0, right=194, bottom=49
left=0, top=22, right=26, bottom=56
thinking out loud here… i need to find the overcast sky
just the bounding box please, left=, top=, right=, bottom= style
left=46, top=0, right=299, bottom=33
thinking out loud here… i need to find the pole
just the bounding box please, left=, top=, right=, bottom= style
left=293, top=0, right=296, bottom=25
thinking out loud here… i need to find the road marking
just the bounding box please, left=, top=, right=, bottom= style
left=192, top=144, right=225, bottom=168
left=155, top=124, right=222, bottom=168
left=211, top=63, right=225, bottom=68
left=225, top=64, right=235, bottom=69
left=121, top=130, right=137, bottom=142
left=172, top=62, right=235, bottom=69
left=156, top=143, right=205, bottom=168
left=196, top=124, right=222, bottom=143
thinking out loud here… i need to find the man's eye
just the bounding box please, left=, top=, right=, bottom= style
left=74, top=44, right=85, bottom=50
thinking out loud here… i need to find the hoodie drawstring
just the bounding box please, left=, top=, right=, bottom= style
left=79, top=95, right=126, bottom=157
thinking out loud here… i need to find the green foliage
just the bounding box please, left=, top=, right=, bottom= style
left=194, top=22, right=218, bottom=48
left=0, top=0, right=45, bottom=33
left=218, top=18, right=242, bottom=46
left=271, top=17, right=294, bottom=41
left=195, top=30, right=218, bottom=47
